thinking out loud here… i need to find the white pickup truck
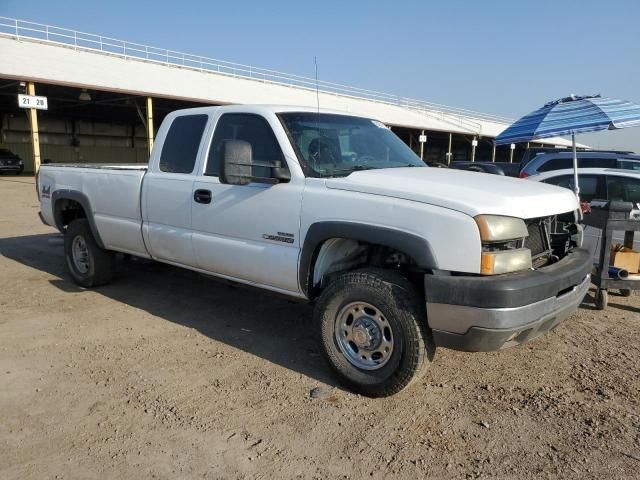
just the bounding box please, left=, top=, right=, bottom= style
left=38, top=105, right=592, bottom=397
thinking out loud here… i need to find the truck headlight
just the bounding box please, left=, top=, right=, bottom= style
left=474, top=215, right=528, bottom=242
left=475, top=215, right=531, bottom=275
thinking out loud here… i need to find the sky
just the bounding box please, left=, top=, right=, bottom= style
left=2, top=0, right=639, bottom=151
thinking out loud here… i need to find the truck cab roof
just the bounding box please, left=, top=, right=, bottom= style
left=169, top=104, right=374, bottom=118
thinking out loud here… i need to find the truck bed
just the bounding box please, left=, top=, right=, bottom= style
left=42, top=163, right=148, bottom=171
left=39, top=163, right=149, bottom=257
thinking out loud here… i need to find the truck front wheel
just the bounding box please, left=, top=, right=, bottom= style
left=64, top=219, right=115, bottom=288
left=314, top=268, right=433, bottom=397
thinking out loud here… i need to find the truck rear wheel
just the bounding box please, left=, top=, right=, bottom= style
left=64, top=219, right=115, bottom=288
left=314, top=268, right=433, bottom=397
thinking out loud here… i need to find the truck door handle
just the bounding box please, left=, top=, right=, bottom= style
left=193, top=189, right=212, bottom=204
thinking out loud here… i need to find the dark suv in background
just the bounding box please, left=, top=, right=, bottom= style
left=0, top=148, right=24, bottom=174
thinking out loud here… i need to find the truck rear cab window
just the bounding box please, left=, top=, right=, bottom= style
left=159, top=114, right=208, bottom=174
left=205, top=113, right=285, bottom=177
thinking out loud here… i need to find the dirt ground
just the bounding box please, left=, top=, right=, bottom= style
left=0, top=176, right=639, bottom=480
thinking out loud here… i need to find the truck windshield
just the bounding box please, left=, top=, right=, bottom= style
left=279, top=112, right=425, bottom=177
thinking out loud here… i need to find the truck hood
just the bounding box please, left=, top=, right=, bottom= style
left=325, top=167, right=578, bottom=218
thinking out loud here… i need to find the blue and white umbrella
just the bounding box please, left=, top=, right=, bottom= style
left=494, top=94, right=640, bottom=196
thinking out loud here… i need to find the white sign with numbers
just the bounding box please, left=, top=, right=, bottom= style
left=18, top=94, right=48, bottom=110
left=419, top=134, right=427, bottom=143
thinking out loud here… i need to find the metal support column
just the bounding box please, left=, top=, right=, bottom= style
left=491, top=144, right=496, bottom=162
left=26, top=82, right=41, bottom=174
left=446, top=132, right=452, bottom=165
left=471, top=136, right=477, bottom=162
left=419, top=130, right=425, bottom=160
left=146, top=97, right=154, bottom=157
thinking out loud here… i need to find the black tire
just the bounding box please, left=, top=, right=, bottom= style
left=595, top=289, right=608, bottom=310
left=64, top=219, right=115, bottom=288
left=620, top=289, right=632, bottom=297
left=314, top=268, right=433, bottom=397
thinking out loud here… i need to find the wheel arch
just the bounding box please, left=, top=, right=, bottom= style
left=52, top=189, right=105, bottom=248
left=299, top=221, right=437, bottom=298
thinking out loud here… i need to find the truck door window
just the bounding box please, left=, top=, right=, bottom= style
left=159, top=114, right=208, bottom=174
left=607, top=176, right=640, bottom=204
left=543, top=174, right=605, bottom=202
left=205, top=114, right=285, bottom=177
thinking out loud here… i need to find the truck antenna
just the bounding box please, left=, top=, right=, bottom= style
left=314, top=56, right=320, bottom=114
left=313, top=56, right=321, bottom=170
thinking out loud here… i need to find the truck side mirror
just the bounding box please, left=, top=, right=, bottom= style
left=220, top=139, right=253, bottom=185
left=219, top=139, right=290, bottom=185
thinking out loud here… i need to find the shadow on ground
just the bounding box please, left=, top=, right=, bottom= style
left=0, top=233, right=341, bottom=388
left=3, top=233, right=635, bottom=390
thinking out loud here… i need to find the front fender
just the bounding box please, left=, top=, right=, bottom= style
left=298, top=221, right=437, bottom=297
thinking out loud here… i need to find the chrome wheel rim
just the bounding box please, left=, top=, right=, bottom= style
left=334, top=302, right=394, bottom=370
left=71, top=235, right=90, bottom=274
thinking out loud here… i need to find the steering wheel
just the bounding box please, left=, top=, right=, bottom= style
left=309, top=139, right=338, bottom=167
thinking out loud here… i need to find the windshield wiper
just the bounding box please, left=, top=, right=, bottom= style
left=327, top=165, right=376, bottom=174
left=351, top=165, right=375, bottom=171
left=321, top=163, right=423, bottom=177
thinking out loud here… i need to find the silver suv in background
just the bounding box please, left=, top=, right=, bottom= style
left=519, top=151, right=640, bottom=178
left=527, top=168, right=640, bottom=255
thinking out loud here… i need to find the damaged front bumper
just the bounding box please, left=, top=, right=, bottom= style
left=424, top=248, right=592, bottom=352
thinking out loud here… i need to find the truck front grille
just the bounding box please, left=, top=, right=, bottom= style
left=525, top=218, right=552, bottom=268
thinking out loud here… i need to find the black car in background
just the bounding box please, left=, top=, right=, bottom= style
left=0, top=148, right=24, bottom=174
left=449, top=161, right=520, bottom=177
